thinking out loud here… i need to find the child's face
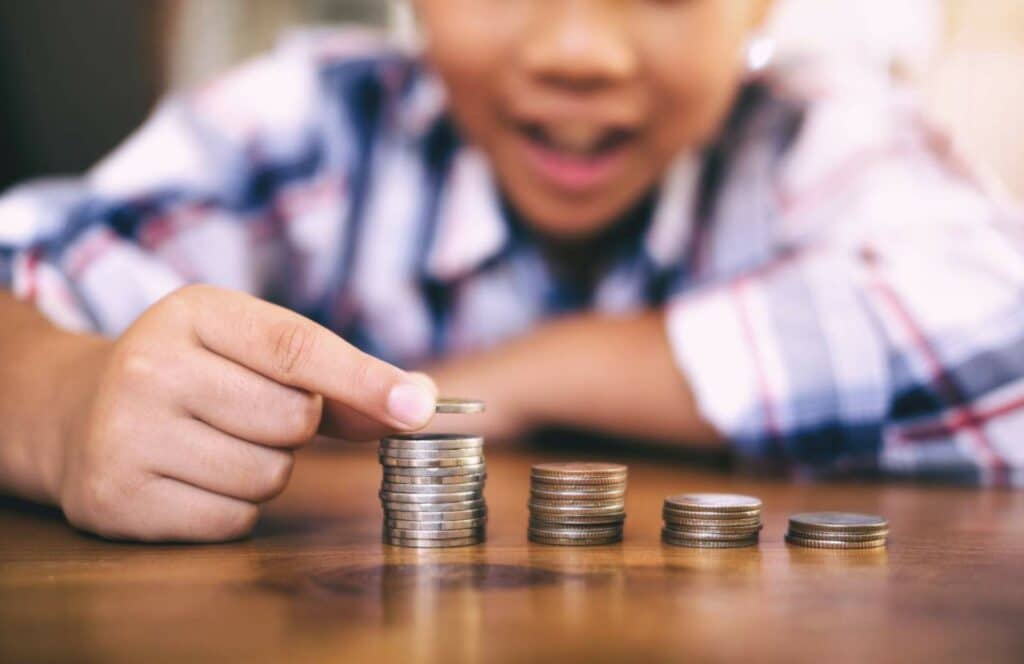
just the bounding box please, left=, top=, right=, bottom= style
left=416, top=0, right=770, bottom=238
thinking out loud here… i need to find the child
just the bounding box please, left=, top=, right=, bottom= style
left=0, top=1, right=1021, bottom=542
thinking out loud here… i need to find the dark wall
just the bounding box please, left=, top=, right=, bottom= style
left=0, top=0, right=167, bottom=190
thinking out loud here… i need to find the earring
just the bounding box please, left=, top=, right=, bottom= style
left=744, top=34, right=776, bottom=72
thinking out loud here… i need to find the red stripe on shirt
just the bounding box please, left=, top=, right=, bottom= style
left=898, top=392, right=1024, bottom=441
left=864, top=253, right=1007, bottom=475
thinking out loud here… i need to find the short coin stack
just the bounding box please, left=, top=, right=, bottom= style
left=785, top=512, right=888, bottom=549
left=528, top=462, right=627, bottom=546
left=378, top=399, right=487, bottom=548
left=661, top=493, right=763, bottom=548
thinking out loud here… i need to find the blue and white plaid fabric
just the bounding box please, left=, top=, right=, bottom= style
left=3, top=30, right=1024, bottom=484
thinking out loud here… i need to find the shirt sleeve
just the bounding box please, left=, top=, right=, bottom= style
left=665, top=169, right=1024, bottom=486
left=0, top=39, right=349, bottom=335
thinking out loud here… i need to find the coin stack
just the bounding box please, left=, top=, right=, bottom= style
left=378, top=399, right=487, bottom=548
left=661, top=493, right=763, bottom=548
left=528, top=462, right=628, bottom=546
left=785, top=512, right=888, bottom=549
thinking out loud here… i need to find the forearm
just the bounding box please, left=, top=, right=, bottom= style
left=0, top=292, right=108, bottom=504
left=429, top=310, right=723, bottom=446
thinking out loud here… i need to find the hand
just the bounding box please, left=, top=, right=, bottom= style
left=55, top=285, right=437, bottom=542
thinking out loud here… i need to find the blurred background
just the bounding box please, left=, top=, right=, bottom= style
left=1, top=0, right=1022, bottom=199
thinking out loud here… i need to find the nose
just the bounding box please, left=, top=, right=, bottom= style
left=520, top=0, right=636, bottom=93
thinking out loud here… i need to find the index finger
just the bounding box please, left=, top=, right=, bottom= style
left=182, top=285, right=436, bottom=430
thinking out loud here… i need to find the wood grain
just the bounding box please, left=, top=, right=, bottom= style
left=1, top=443, right=1023, bottom=663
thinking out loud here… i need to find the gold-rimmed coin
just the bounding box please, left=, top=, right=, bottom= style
left=662, top=515, right=762, bottom=529
left=662, top=525, right=763, bottom=541
left=528, top=533, right=622, bottom=546
left=531, top=462, right=627, bottom=482
left=379, top=447, right=483, bottom=460
left=530, top=486, right=626, bottom=500
left=529, top=501, right=625, bottom=514
left=527, top=525, right=623, bottom=539
left=788, top=527, right=890, bottom=542
left=662, top=534, right=759, bottom=548
left=435, top=398, right=486, bottom=414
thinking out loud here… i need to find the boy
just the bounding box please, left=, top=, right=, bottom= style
left=1, top=1, right=1022, bottom=542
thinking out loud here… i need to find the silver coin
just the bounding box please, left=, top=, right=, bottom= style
left=663, top=515, right=762, bottom=528
left=383, top=463, right=487, bottom=478
left=380, top=498, right=485, bottom=512
left=385, top=517, right=487, bottom=530
left=662, top=525, right=763, bottom=540
left=383, top=535, right=484, bottom=548
left=384, top=507, right=487, bottom=521
left=529, top=497, right=625, bottom=509
left=788, top=512, right=888, bottom=534
left=380, top=433, right=484, bottom=450
left=528, top=514, right=626, bottom=526
left=380, top=481, right=483, bottom=494
left=379, top=447, right=483, bottom=460
left=532, top=462, right=628, bottom=478
left=384, top=526, right=485, bottom=539
left=664, top=493, right=762, bottom=513
left=379, top=455, right=485, bottom=468
left=380, top=490, right=482, bottom=504
left=787, top=527, right=890, bottom=542
left=662, top=534, right=759, bottom=548
left=530, top=486, right=626, bottom=500
left=382, top=472, right=486, bottom=485
left=529, top=501, right=625, bottom=514
left=435, top=398, right=486, bottom=414
left=527, top=525, right=623, bottom=539
left=528, top=533, right=622, bottom=546
left=785, top=533, right=887, bottom=549
left=663, top=507, right=761, bottom=521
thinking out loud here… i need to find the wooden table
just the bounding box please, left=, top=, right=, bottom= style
left=2, top=444, right=1023, bottom=663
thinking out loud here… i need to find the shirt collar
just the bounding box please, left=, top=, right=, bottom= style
left=643, top=152, right=701, bottom=269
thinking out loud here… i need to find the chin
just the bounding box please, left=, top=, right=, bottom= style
left=511, top=192, right=647, bottom=240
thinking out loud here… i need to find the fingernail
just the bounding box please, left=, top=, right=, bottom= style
left=387, top=381, right=436, bottom=429
left=408, top=371, right=439, bottom=396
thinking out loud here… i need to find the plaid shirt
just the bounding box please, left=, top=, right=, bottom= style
left=3, top=30, right=1023, bottom=485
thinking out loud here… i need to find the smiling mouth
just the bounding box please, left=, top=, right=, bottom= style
left=512, top=120, right=639, bottom=192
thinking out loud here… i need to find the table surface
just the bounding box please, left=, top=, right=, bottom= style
left=1, top=444, right=1023, bottom=663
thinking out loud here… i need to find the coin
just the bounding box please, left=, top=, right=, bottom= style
left=529, top=514, right=626, bottom=527
left=662, top=525, right=762, bottom=541
left=380, top=490, right=483, bottom=504
left=380, top=433, right=484, bottom=450
left=384, top=463, right=486, bottom=477
left=379, top=447, right=483, bottom=459
left=380, top=498, right=485, bottom=512
left=383, top=535, right=484, bottom=548
left=662, top=534, right=759, bottom=548
left=664, top=493, right=762, bottom=513
left=385, top=518, right=487, bottom=530
left=530, top=486, right=626, bottom=500
left=785, top=534, right=887, bottom=549
left=528, top=525, right=623, bottom=538
left=435, top=398, right=486, bottom=414
left=380, top=481, right=483, bottom=494
left=528, top=533, right=623, bottom=546
left=384, top=527, right=485, bottom=539
left=788, top=527, right=890, bottom=542
left=532, top=462, right=627, bottom=481
left=382, top=472, right=486, bottom=485
left=379, top=455, right=485, bottom=468
left=529, top=497, right=625, bottom=509
left=662, top=515, right=762, bottom=528
left=384, top=507, right=487, bottom=521
left=529, top=499, right=625, bottom=512
left=788, top=512, right=888, bottom=534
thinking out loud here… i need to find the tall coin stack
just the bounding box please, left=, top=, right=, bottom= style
left=661, top=493, right=762, bottom=548
left=528, top=462, right=628, bottom=546
left=379, top=399, right=487, bottom=548
left=785, top=512, right=888, bottom=549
